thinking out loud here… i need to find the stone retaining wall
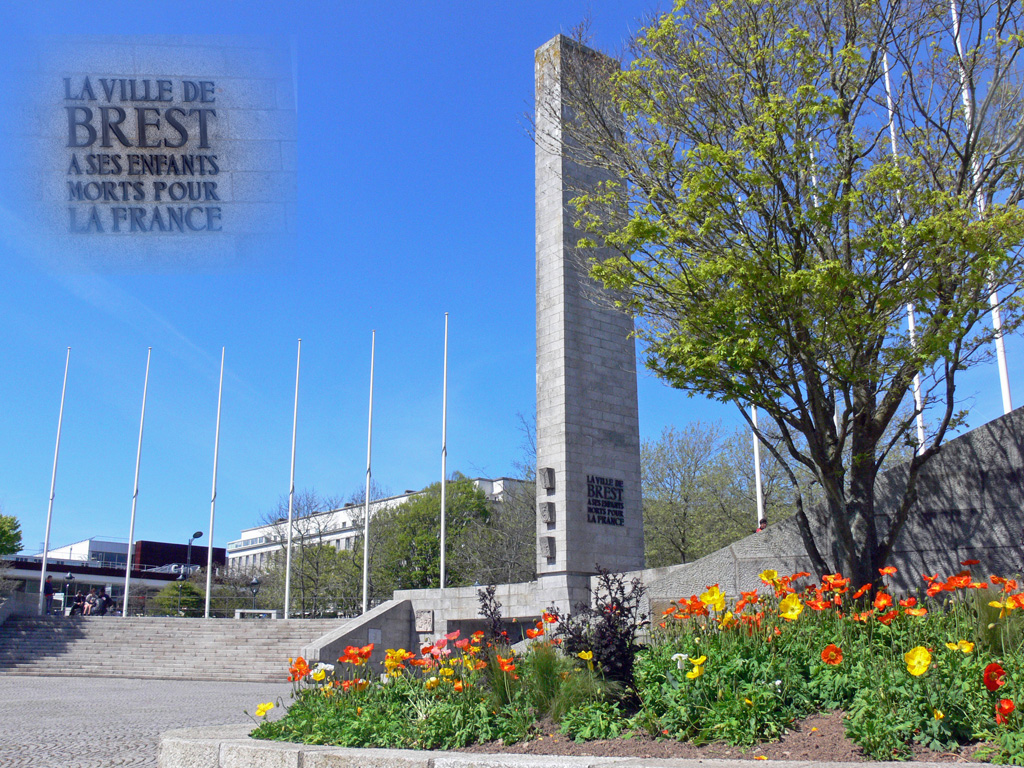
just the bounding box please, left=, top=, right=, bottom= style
left=158, top=724, right=958, bottom=768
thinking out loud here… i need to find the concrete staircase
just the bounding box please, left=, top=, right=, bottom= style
left=0, top=615, right=343, bottom=682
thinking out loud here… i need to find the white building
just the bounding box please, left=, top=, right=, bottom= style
left=226, top=477, right=525, bottom=572
left=31, top=537, right=129, bottom=568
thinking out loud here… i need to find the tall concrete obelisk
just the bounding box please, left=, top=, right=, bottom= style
left=535, top=35, right=644, bottom=598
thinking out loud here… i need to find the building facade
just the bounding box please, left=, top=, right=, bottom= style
left=226, top=478, right=524, bottom=573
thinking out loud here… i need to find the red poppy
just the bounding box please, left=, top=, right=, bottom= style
left=879, top=566, right=897, bottom=576
left=961, top=559, right=980, bottom=566
left=877, top=609, right=899, bottom=625
left=852, top=584, right=871, bottom=599
left=736, top=590, right=760, bottom=612
left=946, top=573, right=971, bottom=590
left=996, top=699, right=1015, bottom=725
left=821, top=644, right=843, bottom=665
left=873, top=592, right=893, bottom=611
left=526, top=627, right=543, bottom=639
left=899, top=596, right=917, bottom=608
left=822, top=573, right=849, bottom=593
left=984, top=662, right=1007, bottom=692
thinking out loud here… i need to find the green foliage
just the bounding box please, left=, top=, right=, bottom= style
left=369, top=474, right=491, bottom=594
left=643, top=423, right=794, bottom=565
left=555, top=0, right=1024, bottom=586
left=555, top=569, right=648, bottom=689
left=252, top=566, right=1024, bottom=759
left=0, top=514, right=23, bottom=557
left=559, top=700, right=628, bottom=742
left=153, top=580, right=204, bottom=616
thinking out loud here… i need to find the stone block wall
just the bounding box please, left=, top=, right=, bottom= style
left=625, top=407, right=1024, bottom=614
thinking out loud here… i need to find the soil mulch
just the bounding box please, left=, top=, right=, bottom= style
left=458, top=711, right=993, bottom=763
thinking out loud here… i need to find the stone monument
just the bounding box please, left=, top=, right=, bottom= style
left=534, top=35, right=645, bottom=592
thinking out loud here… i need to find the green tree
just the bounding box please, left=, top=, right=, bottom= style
left=459, top=413, right=538, bottom=584
left=549, top=0, right=1024, bottom=587
left=643, top=422, right=793, bottom=566
left=153, top=580, right=204, bottom=616
left=257, top=489, right=351, bottom=617
left=0, top=514, right=22, bottom=557
left=367, top=474, right=491, bottom=596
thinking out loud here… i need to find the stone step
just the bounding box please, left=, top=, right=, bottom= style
left=0, top=615, right=344, bottom=681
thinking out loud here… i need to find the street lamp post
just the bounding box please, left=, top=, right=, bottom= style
left=249, top=577, right=261, bottom=610
left=176, top=571, right=185, bottom=615
left=63, top=573, right=75, bottom=616
left=186, top=531, right=203, bottom=578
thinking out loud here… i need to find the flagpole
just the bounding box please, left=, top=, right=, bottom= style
left=204, top=347, right=225, bottom=619
left=751, top=405, right=765, bottom=530
left=950, top=0, right=1012, bottom=414
left=440, top=314, right=449, bottom=590
left=284, top=339, right=301, bottom=620
left=883, top=51, right=928, bottom=453
left=362, top=330, right=375, bottom=615
left=122, top=347, right=152, bottom=617
left=39, top=347, right=70, bottom=616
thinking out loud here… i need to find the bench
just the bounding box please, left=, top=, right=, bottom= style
left=234, top=609, right=280, bottom=619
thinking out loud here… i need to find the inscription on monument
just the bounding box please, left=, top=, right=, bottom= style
left=586, top=475, right=624, bottom=526
left=63, top=76, right=223, bottom=234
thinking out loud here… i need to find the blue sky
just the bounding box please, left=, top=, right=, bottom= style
left=0, top=0, right=1018, bottom=556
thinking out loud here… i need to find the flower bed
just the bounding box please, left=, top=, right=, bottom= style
left=250, top=565, right=1023, bottom=764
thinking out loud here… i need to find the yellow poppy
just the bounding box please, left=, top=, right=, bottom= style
left=779, top=594, right=803, bottom=621
left=904, top=646, right=932, bottom=677
left=700, top=584, right=726, bottom=613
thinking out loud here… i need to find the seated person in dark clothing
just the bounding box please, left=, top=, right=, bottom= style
left=94, top=587, right=110, bottom=616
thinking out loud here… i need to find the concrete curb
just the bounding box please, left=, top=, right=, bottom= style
left=157, top=724, right=970, bottom=768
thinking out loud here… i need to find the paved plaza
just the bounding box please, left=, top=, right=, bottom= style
left=0, top=675, right=292, bottom=768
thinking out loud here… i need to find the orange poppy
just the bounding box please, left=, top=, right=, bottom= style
left=821, top=644, right=843, bottom=665
left=905, top=607, right=928, bottom=617
left=879, top=566, right=897, bottom=576
left=946, top=573, right=971, bottom=590
left=873, top=592, right=893, bottom=611
left=899, top=596, right=917, bottom=608
left=996, top=699, right=1015, bottom=725
left=852, top=584, right=871, bottom=599
left=877, top=609, right=899, bottom=625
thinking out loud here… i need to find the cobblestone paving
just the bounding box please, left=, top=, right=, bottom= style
left=0, top=676, right=292, bottom=768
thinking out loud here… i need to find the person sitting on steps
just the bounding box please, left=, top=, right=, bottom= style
left=84, top=588, right=97, bottom=615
